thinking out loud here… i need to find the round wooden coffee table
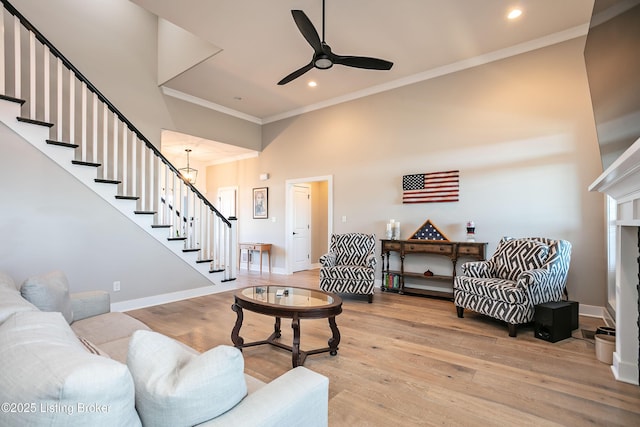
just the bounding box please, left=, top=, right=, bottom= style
left=231, top=286, right=342, bottom=368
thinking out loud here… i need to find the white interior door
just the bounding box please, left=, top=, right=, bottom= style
left=217, top=187, right=237, bottom=217
left=292, top=184, right=311, bottom=272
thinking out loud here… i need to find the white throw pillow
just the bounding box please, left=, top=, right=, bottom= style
left=20, top=270, right=73, bottom=323
left=127, top=330, right=247, bottom=427
left=0, top=311, right=141, bottom=427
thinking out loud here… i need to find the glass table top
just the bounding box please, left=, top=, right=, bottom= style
left=239, top=286, right=335, bottom=308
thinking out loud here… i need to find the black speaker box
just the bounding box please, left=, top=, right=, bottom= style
left=534, top=302, right=572, bottom=343
left=566, top=300, right=579, bottom=330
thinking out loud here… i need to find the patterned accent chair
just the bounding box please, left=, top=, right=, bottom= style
left=453, top=237, right=572, bottom=337
left=319, top=233, right=377, bottom=303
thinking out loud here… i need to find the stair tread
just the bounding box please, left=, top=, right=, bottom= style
left=196, top=259, right=213, bottom=263
left=46, top=139, right=78, bottom=148
left=168, top=237, right=187, bottom=241
left=151, top=224, right=171, bottom=228
left=115, top=195, right=139, bottom=200
left=183, top=248, right=200, bottom=253
left=134, top=211, right=156, bottom=215
left=17, top=116, right=54, bottom=128
left=71, top=160, right=101, bottom=167
left=0, top=94, right=26, bottom=105
left=94, top=178, right=121, bottom=184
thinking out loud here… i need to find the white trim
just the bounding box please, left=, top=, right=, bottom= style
left=578, top=303, right=608, bottom=319
left=285, top=175, right=333, bottom=275
left=110, top=282, right=236, bottom=312
left=602, top=306, right=615, bottom=327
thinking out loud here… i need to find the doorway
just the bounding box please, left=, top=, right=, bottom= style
left=285, top=176, right=333, bottom=274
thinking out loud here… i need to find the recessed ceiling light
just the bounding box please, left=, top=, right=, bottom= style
left=508, top=8, right=523, bottom=20
left=308, top=81, right=317, bottom=87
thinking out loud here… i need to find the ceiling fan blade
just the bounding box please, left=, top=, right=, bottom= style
left=333, top=55, right=393, bottom=70
left=278, top=61, right=315, bottom=85
left=291, top=10, right=322, bottom=54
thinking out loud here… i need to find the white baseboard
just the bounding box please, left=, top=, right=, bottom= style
left=111, top=281, right=237, bottom=312
left=579, top=303, right=607, bottom=320
left=241, top=265, right=287, bottom=275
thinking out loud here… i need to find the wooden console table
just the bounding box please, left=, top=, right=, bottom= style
left=239, top=242, right=272, bottom=274
left=381, top=239, right=487, bottom=299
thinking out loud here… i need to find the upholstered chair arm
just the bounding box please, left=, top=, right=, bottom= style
left=517, top=268, right=565, bottom=306
left=319, top=252, right=336, bottom=267
left=461, top=260, right=495, bottom=278
left=201, top=367, right=328, bottom=426
left=71, top=291, right=111, bottom=321
left=365, top=253, right=377, bottom=269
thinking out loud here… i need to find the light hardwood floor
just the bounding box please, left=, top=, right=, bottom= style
left=127, top=270, right=640, bottom=426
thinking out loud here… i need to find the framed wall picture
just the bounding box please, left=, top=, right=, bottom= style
left=253, top=187, right=268, bottom=219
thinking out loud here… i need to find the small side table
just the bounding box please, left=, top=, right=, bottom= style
left=239, top=242, right=272, bottom=273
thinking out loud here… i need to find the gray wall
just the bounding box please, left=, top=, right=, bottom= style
left=0, top=123, right=213, bottom=302
left=208, top=37, right=607, bottom=307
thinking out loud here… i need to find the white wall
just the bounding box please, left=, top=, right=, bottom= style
left=208, top=37, right=607, bottom=307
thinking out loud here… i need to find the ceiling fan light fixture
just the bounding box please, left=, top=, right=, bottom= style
left=314, top=55, right=333, bottom=69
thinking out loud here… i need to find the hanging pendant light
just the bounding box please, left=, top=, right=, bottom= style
left=179, top=148, right=198, bottom=184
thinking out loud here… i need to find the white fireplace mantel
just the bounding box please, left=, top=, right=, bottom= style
left=590, top=139, right=640, bottom=386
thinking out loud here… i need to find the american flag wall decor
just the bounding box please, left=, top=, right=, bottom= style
left=402, top=170, right=460, bottom=204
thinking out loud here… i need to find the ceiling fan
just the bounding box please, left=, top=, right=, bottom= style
left=277, top=0, right=393, bottom=85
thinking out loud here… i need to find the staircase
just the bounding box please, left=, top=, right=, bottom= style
left=0, top=1, right=237, bottom=289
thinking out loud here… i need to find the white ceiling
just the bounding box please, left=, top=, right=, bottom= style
left=132, top=0, right=595, bottom=161
left=161, top=130, right=258, bottom=165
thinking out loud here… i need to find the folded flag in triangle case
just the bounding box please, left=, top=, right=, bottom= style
left=402, top=170, right=459, bottom=203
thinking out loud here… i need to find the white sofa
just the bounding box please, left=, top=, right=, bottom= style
left=0, top=270, right=329, bottom=426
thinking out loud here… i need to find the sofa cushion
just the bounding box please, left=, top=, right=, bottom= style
left=127, top=330, right=247, bottom=427
left=70, top=311, right=151, bottom=345
left=0, top=311, right=141, bottom=427
left=20, top=270, right=73, bottom=323
left=70, top=312, right=151, bottom=364
left=494, top=239, right=549, bottom=281
left=454, top=276, right=526, bottom=304
left=320, top=265, right=376, bottom=281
